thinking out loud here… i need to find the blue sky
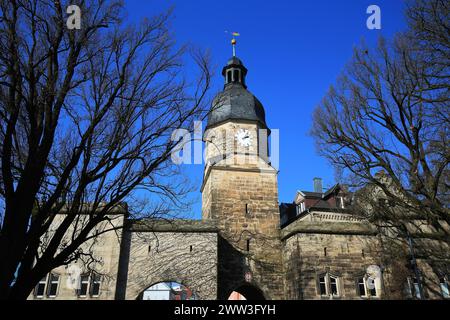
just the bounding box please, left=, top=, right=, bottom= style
left=123, top=0, right=408, bottom=219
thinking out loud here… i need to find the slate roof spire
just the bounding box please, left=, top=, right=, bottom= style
left=206, top=56, right=268, bottom=130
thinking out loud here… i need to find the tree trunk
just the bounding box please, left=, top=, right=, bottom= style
left=7, top=272, right=41, bottom=300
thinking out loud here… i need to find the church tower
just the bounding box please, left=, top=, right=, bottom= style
left=201, top=53, right=284, bottom=300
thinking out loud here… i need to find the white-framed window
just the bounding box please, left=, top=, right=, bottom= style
left=439, top=276, right=449, bottom=299
left=47, top=273, right=59, bottom=298
left=357, top=276, right=378, bottom=298
left=369, top=279, right=377, bottom=297
left=298, top=202, right=306, bottom=214
left=34, top=276, right=48, bottom=298
left=317, top=273, right=341, bottom=297
left=78, top=274, right=90, bottom=297
left=90, top=273, right=101, bottom=297
left=77, top=272, right=101, bottom=298
left=337, top=196, right=345, bottom=208
left=34, top=273, right=60, bottom=298
left=329, top=275, right=339, bottom=295
left=406, top=277, right=422, bottom=299
left=412, top=278, right=421, bottom=299
left=357, top=277, right=367, bottom=297
left=319, top=275, right=327, bottom=295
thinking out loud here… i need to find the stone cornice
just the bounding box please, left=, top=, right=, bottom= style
left=200, top=164, right=277, bottom=192
left=129, top=219, right=218, bottom=233
left=281, top=220, right=378, bottom=240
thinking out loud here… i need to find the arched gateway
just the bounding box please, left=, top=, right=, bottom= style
left=138, top=281, right=197, bottom=300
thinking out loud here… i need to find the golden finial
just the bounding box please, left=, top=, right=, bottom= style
left=225, top=31, right=240, bottom=57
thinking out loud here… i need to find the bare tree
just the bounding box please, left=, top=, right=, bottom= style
left=310, top=0, right=449, bottom=295
left=311, top=0, right=450, bottom=297
left=0, top=0, right=211, bottom=300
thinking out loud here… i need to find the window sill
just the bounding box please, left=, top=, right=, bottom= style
left=319, top=295, right=342, bottom=300
left=359, top=296, right=380, bottom=300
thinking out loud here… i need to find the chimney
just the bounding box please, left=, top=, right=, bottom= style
left=313, top=177, right=323, bottom=193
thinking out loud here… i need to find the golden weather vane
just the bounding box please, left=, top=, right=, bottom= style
left=225, top=31, right=240, bottom=57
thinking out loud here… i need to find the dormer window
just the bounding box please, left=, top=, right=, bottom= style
left=334, top=195, right=345, bottom=209
left=297, top=202, right=306, bottom=214
left=337, top=196, right=344, bottom=209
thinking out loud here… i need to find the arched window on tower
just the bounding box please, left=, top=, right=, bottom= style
left=227, top=70, right=232, bottom=84
left=233, top=69, right=240, bottom=83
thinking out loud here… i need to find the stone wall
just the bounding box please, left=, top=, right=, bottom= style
left=203, top=166, right=285, bottom=299
left=117, top=221, right=218, bottom=300
left=283, top=232, right=382, bottom=299
left=281, top=216, right=450, bottom=300
left=28, top=214, right=125, bottom=300
left=281, top=216, right=384, bottom=300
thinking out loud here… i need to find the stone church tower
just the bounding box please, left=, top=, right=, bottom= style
left=201, top=56, right=285, bottom=299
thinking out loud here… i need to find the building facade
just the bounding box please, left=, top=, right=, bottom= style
left=29, top=56, right=449, bottom=300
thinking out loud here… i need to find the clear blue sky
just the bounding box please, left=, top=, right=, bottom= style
left=124, top=0, right=408, bottom=219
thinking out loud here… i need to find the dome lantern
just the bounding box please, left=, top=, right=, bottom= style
left=222, top=56, right=248, bottom=88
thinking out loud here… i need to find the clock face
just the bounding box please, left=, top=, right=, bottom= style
left=235, top=129, right=252, bottom=147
